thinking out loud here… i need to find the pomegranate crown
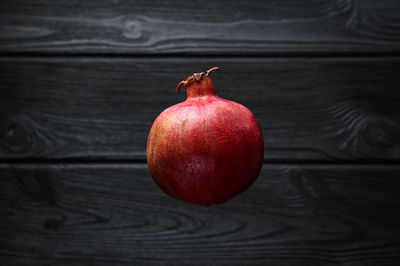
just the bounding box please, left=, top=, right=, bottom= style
left=176, top=67, right=219, bottom=93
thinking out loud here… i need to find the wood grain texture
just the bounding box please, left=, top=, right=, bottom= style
left=1, top=164, right=400, bottom=265
left=1, top=0, right=400, bottom=54
left=1, top=57, right=400, bottom=161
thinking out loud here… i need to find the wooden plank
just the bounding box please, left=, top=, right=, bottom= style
left=1, top=163, right=400, bottom=265
left=0, top=0, right=400, bottom=54
left=1, top=57, right=400, bottom=161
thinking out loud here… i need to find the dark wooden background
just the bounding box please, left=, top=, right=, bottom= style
left=1, top=1, right=400, bottom=265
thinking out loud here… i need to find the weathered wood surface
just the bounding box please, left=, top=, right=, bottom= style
left=1, top=0, right=400, bottom=54
left=1, top=164, right=400, bottom=265
left=1, top=57, right=399, bottom=161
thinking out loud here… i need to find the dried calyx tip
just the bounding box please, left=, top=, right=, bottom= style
left=177, top=67, right=219, bottom=93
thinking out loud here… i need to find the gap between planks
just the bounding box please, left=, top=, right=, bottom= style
left=0, top=160, right=400, bottom=167
left=1, top=52, right=400, bottom=59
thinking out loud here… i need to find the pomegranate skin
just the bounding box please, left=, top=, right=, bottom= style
left=146, top=68, right=264, bottom=205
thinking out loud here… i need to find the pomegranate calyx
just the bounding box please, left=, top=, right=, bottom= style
left=176, top=66, right=219, bottom=93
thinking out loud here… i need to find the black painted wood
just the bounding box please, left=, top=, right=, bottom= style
left=1, top=164, right=400, bottom=265
left=1, top=1, right=399, bottom=265
left=1, top=0, right=400, bottom=54
left=1, top=57, right=399, bottom=161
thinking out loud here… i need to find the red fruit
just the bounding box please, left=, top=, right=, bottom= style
left=147, top=67, right=264, bottom=205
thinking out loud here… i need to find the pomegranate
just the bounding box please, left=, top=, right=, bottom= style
left=147, top=67, right=264, bottom=205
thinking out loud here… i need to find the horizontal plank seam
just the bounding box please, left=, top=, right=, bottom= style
left=1, top=52, right=400, bottom=59
left=1, top=163, right=400, bottom=170
left=1, top=159, right=400, bottom=166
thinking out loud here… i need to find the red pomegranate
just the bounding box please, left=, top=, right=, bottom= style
left=147, top=67, right=264, bottom=205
